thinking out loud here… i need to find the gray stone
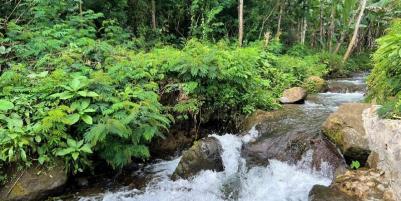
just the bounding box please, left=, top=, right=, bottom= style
left=279, top=87, right=307, bottom=104
left=363, top=106, right=401, bottom=200
left=0, top=162, right=67, bottom=201
left=172, top=137, right=224, bottom=180
left=242, top=132, right=346, bottom=174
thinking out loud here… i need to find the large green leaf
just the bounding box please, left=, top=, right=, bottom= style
left=63, top=114, right=80, bottom=125
left=0, top=100, right=14, bottom=111
left=56, top=147, right=76, bottom=156
left=81, top=114, right=93, bottom=125
left=79, top=144, right=93, bottom=154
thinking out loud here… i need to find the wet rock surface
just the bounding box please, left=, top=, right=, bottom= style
left=242, top=132, right=346, bottom=174
left=0, top=163, right=67, bottom=201
left=279, top=87, right=308, bottom=104
left=172, top=137, right=224, bottom=180
left=322, top=103, right=372, bottom=165
left=309, top=185, right=355, bottom=201
left=332, top=169, right=395, bottom=201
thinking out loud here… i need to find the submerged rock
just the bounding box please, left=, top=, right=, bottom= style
left=309, top=185, right=355, bottom=201
left=322, top=103, right=371, bottom=165
left=279, top=87, right=307, bottom=104
left=172, top=137, right=224, bottom=180
left=0, top=162, right=67, bottom=201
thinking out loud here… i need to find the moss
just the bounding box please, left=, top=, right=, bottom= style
left=9, top=182, right=26, bottom=198
left=303, top=76, right=327, bottom=93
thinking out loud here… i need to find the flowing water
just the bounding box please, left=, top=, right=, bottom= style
left=68, top=74, right=367, bottom=201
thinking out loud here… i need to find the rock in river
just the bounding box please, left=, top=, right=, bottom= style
left=279, top=87, right=307, bottom=104
left=0, top=162, right=67, bottom=201
left=322, top=103, right=371, bottom=166
left=242, top=131, right=346, bottom=174
left=172, top=137, right=224, bottom=180
left=309, top=185, right=355, bottom=201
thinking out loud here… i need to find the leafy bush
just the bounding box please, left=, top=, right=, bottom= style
left=367, top=19, right=401, bottom=119
left=271, top=54, right=328, bottom=83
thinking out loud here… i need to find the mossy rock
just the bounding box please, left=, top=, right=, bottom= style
left=172, top=137, right=223, bottom=180
left=0, top=162, right=67, bottom=201
left=322, top=103, right=372, bottom=165
left=303, top=76, right=327, bottom=93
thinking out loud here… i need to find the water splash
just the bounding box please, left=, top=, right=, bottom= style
left=79, top=130, right=332, bottom=201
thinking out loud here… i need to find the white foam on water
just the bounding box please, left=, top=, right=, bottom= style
left=79, top=130, right=332, bottom=201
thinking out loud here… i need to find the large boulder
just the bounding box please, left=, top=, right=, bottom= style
left=279, top=87, right=307, bottom=104
left=363, top=106, right=401, bottom=199
left=309, top=185, right=355, bottom=201
left=0, top=163, right=67, bottom=201
left=242, top=133, right=346, bottom=174
left=172, top=137, right=224, bottom=180
left=303, top=76, right=328, bottom=93
left=322, top=103, right=372, bottom=165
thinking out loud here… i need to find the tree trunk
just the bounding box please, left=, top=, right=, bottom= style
left=334, top=5, right=360, bottom=54
left=319, top=0, right=325, bottom=48
left=328, top=2, right=336, bottom=52
left=276, top=2, right=283, bottom=38
left=238, top=0, right=244, bottom=47
left=343, top=0, right=367, bottom=62
left=151, top=0, right=157, bottom=31
left=300, top=17, right=307, bottom=45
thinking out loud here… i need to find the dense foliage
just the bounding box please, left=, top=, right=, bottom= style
left=367, top=19, right=401, bottom=119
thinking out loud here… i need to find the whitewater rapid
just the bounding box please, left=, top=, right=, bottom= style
left=79, top=128, right=332, bottom=201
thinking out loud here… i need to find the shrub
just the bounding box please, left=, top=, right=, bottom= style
left=367, top=19, right=401, bottom=119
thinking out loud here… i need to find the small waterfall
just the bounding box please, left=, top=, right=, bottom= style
left=79, top=130, right=332, bottom=201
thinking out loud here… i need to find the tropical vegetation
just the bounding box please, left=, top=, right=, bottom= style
left=0, top=0, right=400, bottom=182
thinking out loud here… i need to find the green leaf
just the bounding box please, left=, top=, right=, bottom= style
left=108, top=119, right=131, bottom=138
left=67, top=138, right=77, bottom=147
left=142, top=125, right=156, bottom=141
left=56, top=147, right=75, bottom=156
left=0, top=46, right=6, bottom=54
left=0, top=100, right=14, bottom=111
left=81, top=99, right=91, bottom=109
left=351, top=160, right=361, bottom=169
left=85, top=123, right=107, bottom=144
left=8, top=147, right=14, bottom=161
left=34, top=136, right=41, bottom=143
left=81, top=114, right=93, bottom=125
left=63, top=114, right=80, bottom=125
left=51, top=92, right=74, bottom=100
left=20, top=148, right=27, bottom=162
left=79, top=144, right=93, bottom=154
left=78, top=91, right=99, bottom=97
left=72, top=152, right=79, bottom=161
left=70, top=78, right=82, bottom=91
left=38, top=156, right=46, bottom=165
